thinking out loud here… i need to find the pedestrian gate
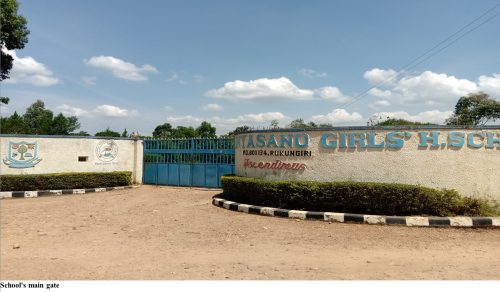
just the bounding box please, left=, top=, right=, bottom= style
left=143, top=138, right=235, bottom=188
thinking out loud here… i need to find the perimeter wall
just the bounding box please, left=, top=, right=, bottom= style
left=0, top=135, right=143, bottom=184
left=235, top=126, right=499, bottom=200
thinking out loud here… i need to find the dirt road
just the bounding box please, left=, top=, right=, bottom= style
left=1, top=185, right=499, bottom=280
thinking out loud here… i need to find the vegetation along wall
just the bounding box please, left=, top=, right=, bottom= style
left=0, top=135, right=143, bottom=184
left=235, top=126, right=500, bottom=200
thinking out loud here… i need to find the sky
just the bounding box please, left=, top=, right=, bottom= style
left=1, top=0, right=499, bottom=136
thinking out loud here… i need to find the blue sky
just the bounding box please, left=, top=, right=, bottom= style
left=2, top=0, right=499, bottom=136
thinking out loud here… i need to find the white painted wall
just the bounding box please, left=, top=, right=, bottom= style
left=235, top=127, right=500, bottom=200
left=1, top=135, right=143, bottom=184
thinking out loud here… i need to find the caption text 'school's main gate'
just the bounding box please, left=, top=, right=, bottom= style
left=143, top=138, right=235, bottom=188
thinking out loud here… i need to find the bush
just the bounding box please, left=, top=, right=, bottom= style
left=220, top=175, right=498, bottom=217
left=0, top=171, right=132, bottom=191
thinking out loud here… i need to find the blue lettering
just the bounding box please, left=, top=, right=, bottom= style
left=448, top=132, right=465, bottom=147
left=419, top=131, right=440, bottom=147
left=280, top=134, right=293, bottom=148
left=239, top=135, right=247, bottom=149
left=247, top=135, right=255, bottom=148
left=340, top=133, right=347, bottom=148
left=349, top=133, right=367, bottom=148
left=321, top=133, right=338, bottom=148
left=267, top=134, right=279, bottom=148
left=367, top=132, right=384, bottom=148
left=256, top=134, right=266, bottom=148
left=387, top=132, right=404, bottom=148
left=295, top=134, right=309, bottom=148
left=486, top=132, right=500, bottom=148
left=468, top=132, right=485, bottom=148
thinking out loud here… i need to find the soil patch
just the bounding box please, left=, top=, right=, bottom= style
left=1, top=185, right=499, bottom=280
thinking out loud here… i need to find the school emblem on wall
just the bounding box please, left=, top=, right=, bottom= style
left=95, top=140, right=118, bottom=162
left=3, top=141, right=42, bottom=168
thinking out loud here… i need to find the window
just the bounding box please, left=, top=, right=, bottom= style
left=78, top=156, right=88, bottom=162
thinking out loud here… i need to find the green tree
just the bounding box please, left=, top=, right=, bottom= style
left=1, top=0, right=30, bottom=104
left=51, top=113, right=81, bottom=135
left=171, top=126, right=197, bottom=139
left=17, top=143, right=27, bottom=160
left=95, top=127, right=121, bottom=137
left=0, top=110, right=30, bottom=133
left=367, top=114, right=437, bottom=126
left=21, top=100, right=80, bottom=134
left=70, top=131, right=90, bottom=136
left=445, top=91, right=500, bottom=125
left=226, top=125, right=251, bottom=137
left=287, top=119, right=332, bottom=128
left=196, top=121, right=216, bottom=138
left=270, top=119, right=279, bottom=129
left=152, top=123, right=174, bottom=138
left=121, top=128, right=128, bottom=138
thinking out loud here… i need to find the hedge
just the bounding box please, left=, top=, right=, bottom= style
left=220, top=175, right=499, bottom=217
left=0, top=171, right=132, bottom=191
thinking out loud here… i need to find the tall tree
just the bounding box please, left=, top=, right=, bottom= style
left=0, top=110, right=30, bottom=133
left=196, top=121, right=216, bottom=138
left=121, top=128, right=128, bottom=138
left=1, top=0, right=30, bottom=104
left=152, top=123, right=174, bottom=138
left=171, top=126, right=197, bottom=139
left=446, top=91, right=500, bottom=125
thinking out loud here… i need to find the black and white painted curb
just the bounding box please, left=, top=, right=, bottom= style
left=0, top=186, right=138, bottom=199
left=212, top=197, right=500, bottom=227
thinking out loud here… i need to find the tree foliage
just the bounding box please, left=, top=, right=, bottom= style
left=152, top=121, right=217, bottom=138
left=195, top=121, right=216, bottom=138
left=287, top=118, right=333, bottom=128
left=95, top=127, right=121, bottom=137
left=445, top=91, right=500, bottom=125
left=1, top=100, right=81, bottom=135
left=367, top=114, right=437, bottom=126
left=226, top=125, right=252, bottom=137
left=1, top=0, right=30, bottom=104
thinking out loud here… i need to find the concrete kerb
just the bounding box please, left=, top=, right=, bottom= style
left=0, top=186, right=138, bottom=199
left=212, top=196, right=500, bottom=228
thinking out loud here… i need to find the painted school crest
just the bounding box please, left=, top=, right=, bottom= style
left=3, top=141, right=42, bottom=168
left=95, top=140, right=118, bottom=162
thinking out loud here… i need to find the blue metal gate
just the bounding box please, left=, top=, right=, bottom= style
left=143, top=138, right=235, bottom=188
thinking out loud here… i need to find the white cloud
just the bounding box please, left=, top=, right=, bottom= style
left=166, top=112, right=291, bottom=133
left=366, top=70, right=480, bottom=105
left=93, top=105, right=139, bottom=117
left=164, top=106, right=174, bottom=111
left=310, top=109, right=363, bottom=124
left=2, top=48, right=62, bottom=86
left=363, top=68, right=397, bottom=85
left=368, top=100, right=391, bottom=110
left=205, top=77, right=315, bottom=103
left=56, top=104, right=89, bottom=117
left=194, top=75, right=205, bottom=82
left=166, top=73, right=178, bottom=82
left=84, top=56, right=158, bottom=81
left=81, top=76, right=96, bottom=85
left=374, top=110, right=453, bottom=124
left=201, top=103, right=223, bottom=111
left=299, top=69, right=327, bottom=78
left=477, top=73, right=500, bottom=96
left=314, top=86, right=350, bottom=103
left=178, top=80, right=188, bottom=85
